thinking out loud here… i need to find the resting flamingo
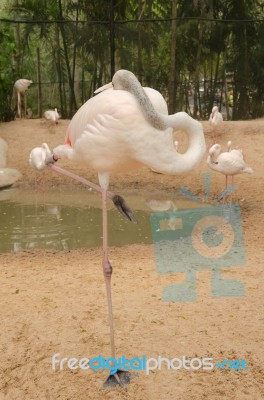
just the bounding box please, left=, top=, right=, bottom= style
left=207, top=143, right=253, bottom=201
left=14, top=79, right=32, bottom=118
left=209, top=105, right=223, bottom=144
left=44, top=108, right=60, bottom=125
left=30, top=69, right=206, bottom=387
left=29, top=143, right=55, bottom=170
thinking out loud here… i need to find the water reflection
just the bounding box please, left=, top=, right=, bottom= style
left=1, top=201, right=154, bottom=252
left=0, top=188, right=194, bottom=253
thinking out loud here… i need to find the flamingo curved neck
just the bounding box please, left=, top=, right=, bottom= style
left=123, top=77, right=167, bottom=130
left=115, top=70, right=206, bottom=174
left=148, top=115, right=206, bottom=175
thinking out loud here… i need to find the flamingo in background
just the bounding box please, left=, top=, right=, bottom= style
left=209, top=106, right=223, bottom=144
left=0, top=137, right=22, bottom=188
left=29, top=143, right=59, bottom=201
left=44, top=108, right=60, bottom=125
left=207, top=143, right=253, bottom=201
left=30, top=69, right=206, bottom=388
left=14, top=79, right=33, bottom=118
left=29, top=143, right=55, bottom=170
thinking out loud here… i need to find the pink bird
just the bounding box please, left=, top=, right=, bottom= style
left=44, top=108, right=60, bottom=124
left=207, top=143, right=253, bottom=201
left=31, top=69, right=205, bottom=388
left=14, top=79, right=32, bottom=118
left=209, top=106, right=223, bottom=144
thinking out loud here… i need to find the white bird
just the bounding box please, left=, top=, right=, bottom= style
left=0, top=137, right=8, bottom=167
left=0, top=138, right=22, bottom=188
left=29, top=143, right=55, bottom=170
left=33, top=69, right=205, bottom=387
left=14, top=79, right=33, bottom=118
left=44, top=108, right=60, bottom=124
left=209, top=106, right=223, bottom=143
left=0, top=168, right=22, bottom=188
left=207, top=143, right=253, bottom=200
left=151, top=140, right=179, bottom=173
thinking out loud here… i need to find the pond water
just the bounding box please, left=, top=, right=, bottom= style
left=0, top=187, right=190, bottom=253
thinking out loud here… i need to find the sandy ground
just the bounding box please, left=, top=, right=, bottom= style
left=0, top=118, right=263, bottom=400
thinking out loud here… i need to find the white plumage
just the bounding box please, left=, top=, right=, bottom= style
left=207, top=143, right=253, bottom=200
left=29, top=143, right=52, bottom=171
left=209, top=106, right=223, bottom=143
left=44, top=108, right=60, bottom=124
left=209, top=106, right=223, bottom=126
left=54, top=70, right=205, bottom=176
left=0, top=137, right=8, bottom=167
left=14, top=79, right=33, bottom=118
left=0, top=137, right=21, bottom=187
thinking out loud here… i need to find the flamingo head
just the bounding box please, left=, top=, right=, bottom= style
left=94, top=70, right=137, bottom=94
left=208, top=143, right=221, bottom=163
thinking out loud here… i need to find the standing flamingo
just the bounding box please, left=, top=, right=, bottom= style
left=44, top=108, right=60, bottom=125
left=14, top=79, right=33, bottom=118
left=30, top=69, right=206, bottom=387
left=207, top=143, right=253, bottom=201
left=209, top=105, right=223, bottom=144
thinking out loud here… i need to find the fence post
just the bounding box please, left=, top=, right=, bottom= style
left=37, top=48, right=42, bottom=118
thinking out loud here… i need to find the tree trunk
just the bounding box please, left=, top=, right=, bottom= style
left=58, top=0, right=77, bottom=117
left=168, top=0, right=177, bottom=114
left=109, top=0, right=115, bottom=76
left=193, top=21, right=203, bottom=119
left=137, top=0, right=143, bottom=81
left=36, top=48, right=42, bottom=118
left=55, top=24, right=66, bottom=117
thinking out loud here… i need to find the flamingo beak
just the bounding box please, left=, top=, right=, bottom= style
left=94, top=82, right=113, bottom=94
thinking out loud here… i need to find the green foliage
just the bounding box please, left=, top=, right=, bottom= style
left=0, top=26, right=16, bottom=121
left=1, top=0, right=264, bottom=120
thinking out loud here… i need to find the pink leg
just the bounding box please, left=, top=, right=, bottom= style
left=230, top=176, right=234, bottom=204
left=24, top=94, right=27, bottom=119
left=101, top=188, right=126, bottom=388
left=46, top=163, right=133, bottom=386
left=41, top=173, right=46, bottom=209
left=34, top=173, right=39, bottom=209
left=17, top=92, right=21, bottom=118
left=101, top=187, right=115, bottom=359
left=222, top=175, right=228, bottom=204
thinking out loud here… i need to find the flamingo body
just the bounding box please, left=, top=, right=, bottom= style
left=29, top=143, right=52, bottom=171
left=54, top=77, right=205, bottom=175
left=14, top=79, right=33, bottom=118
left=209, top=106, right=223, bottom=144
left=44, top=108, right=60, bottom=124
left=14, top=79, right=32, bottom=93
left=209, top=106, right=223, bottom=127
left=207, top=144, right=253, bottom=176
